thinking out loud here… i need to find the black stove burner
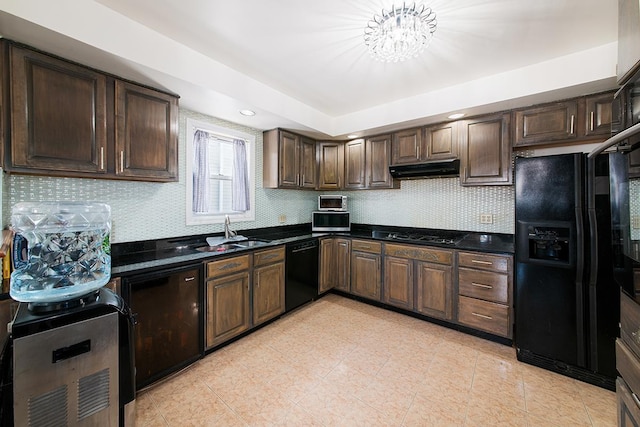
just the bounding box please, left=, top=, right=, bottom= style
left=386, top=232, right=465, bottom=245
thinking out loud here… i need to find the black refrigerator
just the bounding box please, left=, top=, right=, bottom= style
left=514, top=152, right=624, bottom=390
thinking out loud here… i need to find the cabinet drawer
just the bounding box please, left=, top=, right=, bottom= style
left=617, top=339, right=640, bottom=398
left=385, top=243, right=453, bottom=265
left=458, top=252, right=510, bottom=272
left=206, top=255, right=250, bottom=278
left=621, top=290, right=640, bottom=360
left=352, top=239, right=381, bottom=254
left=253, top=246, right=285, bottom=267
left=458, top=296, right=509, bottom=337
left=458, top=268, right=508, bottom=304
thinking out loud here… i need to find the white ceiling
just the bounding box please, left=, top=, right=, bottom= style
left=0, top=0, right=620, bottom=139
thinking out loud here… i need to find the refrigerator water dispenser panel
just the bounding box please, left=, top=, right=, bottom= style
left=528, top=225, right=571, bottom=262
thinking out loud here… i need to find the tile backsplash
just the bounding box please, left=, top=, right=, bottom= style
left=2, top=109, right=515, bottom=243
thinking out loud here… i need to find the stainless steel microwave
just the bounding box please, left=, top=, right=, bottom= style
left=312, top=211, right=350, bottom=232
left=318, top=195, right=347, bottom=211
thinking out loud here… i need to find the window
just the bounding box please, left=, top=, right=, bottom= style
left=185, top=118, right=255, bottom=225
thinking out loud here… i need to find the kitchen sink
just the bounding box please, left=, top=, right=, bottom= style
left=196, top=239, right=270, bottom=252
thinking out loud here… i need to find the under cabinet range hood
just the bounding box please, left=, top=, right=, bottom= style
left=389, top=159, right=460, bottom=179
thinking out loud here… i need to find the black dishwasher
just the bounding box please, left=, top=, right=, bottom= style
left=285, top=239, right=319, bottom=312
left=122, top=264, right=203, bottom=390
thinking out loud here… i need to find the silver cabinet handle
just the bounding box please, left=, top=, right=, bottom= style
left=471, top=282, right=493, bottom=289
left=184, top=276, right=196, bottom=282
left=590, top=111, right=595, bottom=131
left=417, top=145, right=421, bottom=160
left=570, top=114, right=575, bottom=134
left=471, top=260, right=492, bottom=265
left=633, top=391, right=640, bottom=409
left=100, top=147, right=105, bottom=170
left=119, top=150, right=124, bottom=173
left=472, top=312, right=493, bottom=320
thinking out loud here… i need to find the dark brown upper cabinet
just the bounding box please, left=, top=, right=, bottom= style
left=460, top=113, right=512, bottom=186
left=5, top=42, right=179, bottom=182
left=317, top=141, right=344, bottom=190
left=513, top=100, right=579, bottom=147
left=424, top=121, right=458, bottom=160
left=8, top=44, right=108, bottom=175
left=618, top=0, right=640, bottom=85
left=391, top=128, right=422, bottom=165
left=513, top=92, right=614, bottom=148
left=344, top=138, right=366, bottom=189
left=584, top=92, right=614, bottom=138
left=344, top=135, right=397, bottom=190
left=365, top=134, right=397, bottom=189
left=114, top=80, right=178, bottom=181
left=263, top=129, right=317, bottom=189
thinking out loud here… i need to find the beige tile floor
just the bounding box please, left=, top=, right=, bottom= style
left=135, top=294, right=617, bottom=426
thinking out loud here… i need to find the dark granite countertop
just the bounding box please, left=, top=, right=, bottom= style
left=111, top=224, right=514, bottom=276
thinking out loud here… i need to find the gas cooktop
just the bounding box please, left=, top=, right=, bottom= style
left=380, top=231, right=468, bottom=245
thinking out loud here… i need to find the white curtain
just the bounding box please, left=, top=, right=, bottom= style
left=232, top=139, right=250, bottom=211
left=192, top=130, right=210, bottom=213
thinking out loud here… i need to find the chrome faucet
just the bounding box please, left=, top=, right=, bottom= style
left=224, top=215, right=236, bottom=239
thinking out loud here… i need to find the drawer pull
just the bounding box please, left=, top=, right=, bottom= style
left=471, top=282, right=493, bottom=289
left=471, top=260, right=493, bottom=265
left=471, top=312, right=493, bottom=320
left=633, top=392, right=640, bottom=409
left=184, top=276, right=196, bottom=282
left=220, top=262, right=242, bottom=271
left=260, top=254, right=279, bottom=261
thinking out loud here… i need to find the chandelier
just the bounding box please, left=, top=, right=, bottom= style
left=364, top=3, right=437, bottom=63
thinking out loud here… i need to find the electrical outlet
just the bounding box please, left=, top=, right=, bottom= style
left=480, top=214, right=494, bottom=224
left=278, top=214, right=286, bottom=224
left=633, top=216, right=640, bottom=229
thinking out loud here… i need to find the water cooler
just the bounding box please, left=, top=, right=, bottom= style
left=0, top=202, right=136, bottom=426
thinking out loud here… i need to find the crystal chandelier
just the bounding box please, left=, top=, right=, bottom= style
left=364, top=3, right=437, bottom=63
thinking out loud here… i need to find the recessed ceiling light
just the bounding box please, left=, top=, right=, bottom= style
left=239, top=109, right=256, bottom=116
left=347, top=134, right=359, bottom=139
left=448, top=113, right=465, bottom=119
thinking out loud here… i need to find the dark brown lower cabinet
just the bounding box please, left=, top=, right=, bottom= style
left=415, top=261, right=453, bottom=320
left=206, top=271, right=250, bottom=348
left=383, top=243, right=454, bottom=321
left=350, top=240, right=382, bottom=301
left=383, top=256, right=414, bottom=311
left=253, top=248, right=285, bottom=326
left=205, top=247, right=284, bottom=349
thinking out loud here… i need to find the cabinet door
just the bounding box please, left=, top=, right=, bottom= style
left=317, top=142, right=344, bottom=189
left=9, top=45, right=107, bottom=174
left=584, top=92, right=614, bottom=137
left=206, top=271, right=250, bottom=348
left=415, top=261, right=452, bottom=320
left=383, top=256, right=414, bottom=310
left=335, top=238, right=351, bottom=292
left=366, top=134, right=396, bottom=189
left=351, top=251, right=381, bottom=301
left=318, top=238, right=335, bottom=293
left=115, top=81, right=178, bottom=181
left=253, top=261, right=285, bottom=326
left=618, top=0, right=640, bottom=84
left=425, top=122, right=458, bottom=160
left=460, top=113, right=512, bottom=186
left=300, top=136, right=317, bottom=188
left=391, top=128, right=423, bottom=165
left=513, top=101, right=578, bottom=147
left=618, top=378, right=640, bottom=427
left=344, top=139, right=366, bottom=189
left=278, top=131, right=300, bottom=188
